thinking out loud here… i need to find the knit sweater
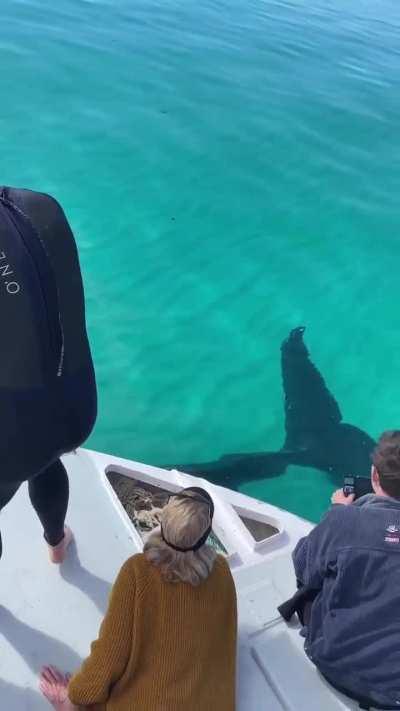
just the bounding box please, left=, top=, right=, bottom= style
left=68, top=553, right=237, bottom=711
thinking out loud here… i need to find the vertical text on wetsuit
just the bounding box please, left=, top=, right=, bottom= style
left=0, top=252, right=20, bottom=294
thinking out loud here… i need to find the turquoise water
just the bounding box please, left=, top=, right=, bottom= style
left=1, top=0, right=399, bottom=521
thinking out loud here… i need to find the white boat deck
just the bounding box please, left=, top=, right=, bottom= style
left=0, top=449, right=364, bottom=709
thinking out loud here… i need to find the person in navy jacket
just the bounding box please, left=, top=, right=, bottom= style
left=293, top=430, right=400, bottom=710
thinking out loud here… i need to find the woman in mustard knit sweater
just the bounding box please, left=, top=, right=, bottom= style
left=39, top=487, right=237, bottom=711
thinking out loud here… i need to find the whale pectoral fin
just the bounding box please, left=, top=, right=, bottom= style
left=281, top=327, right=342, bottom=451
left=171, top=451, right=294, bottom=489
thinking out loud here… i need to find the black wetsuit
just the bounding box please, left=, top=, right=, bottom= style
left=0, top=187, right=96, bottom=551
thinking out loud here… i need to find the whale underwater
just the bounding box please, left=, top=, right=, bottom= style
left=172, top=327, right=376, bottom=490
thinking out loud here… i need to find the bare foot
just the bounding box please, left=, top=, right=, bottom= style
left=39, top=666, right=77, bottom=710
left=48, top=527, right=73, bottom=564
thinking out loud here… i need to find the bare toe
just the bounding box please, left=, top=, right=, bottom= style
left=48, top=527, right=74, bottom=564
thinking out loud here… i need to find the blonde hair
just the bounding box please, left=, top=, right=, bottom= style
left=143, top=490, right=217, bottom=586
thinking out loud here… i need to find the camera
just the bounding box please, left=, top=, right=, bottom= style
left=343, top=476, right=373, bottom=500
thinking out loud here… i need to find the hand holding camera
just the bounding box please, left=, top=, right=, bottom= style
left=334, top=475, right=374, bottom=504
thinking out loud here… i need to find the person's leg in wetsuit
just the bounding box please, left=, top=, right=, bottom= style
left=28, top=459, right=72, bottom=562
left=0, top=482, right=22, bottom=558
left=0, top=459, right=71, bottom=563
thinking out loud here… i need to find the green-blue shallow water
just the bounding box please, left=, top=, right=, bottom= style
left=1, top=0, right=399, bottom=521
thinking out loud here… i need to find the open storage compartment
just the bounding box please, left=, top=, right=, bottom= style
left=106, top=468, right=229, bottom=556
left=233, top=504, right=282, bottom=550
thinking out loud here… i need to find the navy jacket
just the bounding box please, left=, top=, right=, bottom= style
left=293, top=495, right=400, bottom=707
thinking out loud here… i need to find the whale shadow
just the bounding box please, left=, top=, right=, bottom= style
left=171, top=328, right=376, bottom=490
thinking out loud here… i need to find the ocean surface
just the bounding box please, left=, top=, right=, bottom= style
left=1, top=0, right=399, bottom=521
